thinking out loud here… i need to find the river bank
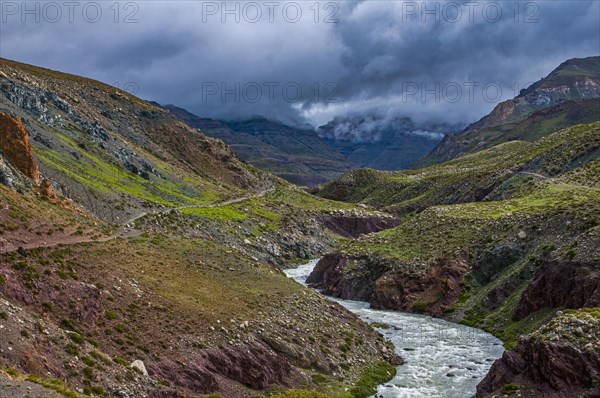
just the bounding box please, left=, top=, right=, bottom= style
left=285, top=259, right=504, bottom=398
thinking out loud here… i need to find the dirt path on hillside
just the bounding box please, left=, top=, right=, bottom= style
left=0, top=188, right=274, bottom=254
left=518, top=171, right=551, bottom=180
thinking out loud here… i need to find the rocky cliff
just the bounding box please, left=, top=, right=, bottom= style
left=0, top=112, right=39, bottom=183
left=307, top=253, right=468, bottom=317
left=513, top=260, right=600, bottom=321
left=477, top=309, right=600, bottom=398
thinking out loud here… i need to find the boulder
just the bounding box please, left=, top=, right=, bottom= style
left=130, top=360, right=149, bottom=376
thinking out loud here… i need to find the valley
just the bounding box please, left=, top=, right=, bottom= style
left=0, top=58, right=401, bottom=397
left=309, top=79, right=600, bottom=395
left=0, top=53, right=599, bottom=398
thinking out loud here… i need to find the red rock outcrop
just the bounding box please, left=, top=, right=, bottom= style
left=513, top=260, right=600, bottom=321
left=477, top=311, right=600, bottom=397
left=39, top=178, right=57, bottom=199
left=0, top=112, right=40, bottom=184
left=370, top=258, right=468, bottom=316
left=143, top=341, right=294, bottom=395
left=307, top=253, right=468, bottom=316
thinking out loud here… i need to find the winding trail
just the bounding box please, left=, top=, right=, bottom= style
left=114, top=187, right=274, bottom=236
left=517, top=171, right=550, bottom=180
left=0, top=187, right=274, bottom=254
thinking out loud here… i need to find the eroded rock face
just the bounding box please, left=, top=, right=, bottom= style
left=0, top=112, right=39, bottom=184
left=370, top=258, right=468, bottom=316
left=477, top=311, right=600, bottom=397
left=146, top=359, right=219, bottom=394
left=39, top=177, right=57, bottom=199
left=204, top=341, right=292, bottom=389
left=481, top=99, right=518, bottom=128
left=146, top=342, right=293, bottom=395
left=307, top=253, right=389, bottom=302
left=307, top=254, right=468, bottom=316
left=513, top=260, right=600, bottom=321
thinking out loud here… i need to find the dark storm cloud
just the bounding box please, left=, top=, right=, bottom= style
left=0, top=0, right=598, bottom=126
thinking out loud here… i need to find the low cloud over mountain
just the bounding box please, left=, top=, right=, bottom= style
left=2, top=1, right=598, bottom=127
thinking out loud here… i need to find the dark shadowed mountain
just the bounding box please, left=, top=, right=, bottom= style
left=420, top=56, right=600, bottom=166
left=163, top=105, right=355, bottom=186
left=317, top=114, right=459, bottom=170
left=164, top=105, right=459, bottom=185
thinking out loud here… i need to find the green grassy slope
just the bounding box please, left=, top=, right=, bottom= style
left=318, top=122, right=600, bottom=214
left=0, top=57, right=269, bottom=224
left=313, top=122, right=600, bottom=350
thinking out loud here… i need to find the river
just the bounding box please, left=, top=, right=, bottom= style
left=284, top=259, right=504, bottom=398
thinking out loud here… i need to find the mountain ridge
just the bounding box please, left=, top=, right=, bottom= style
left=419, top=56, right=600, bottom=166
left=163, top=104, right=355, bottom=186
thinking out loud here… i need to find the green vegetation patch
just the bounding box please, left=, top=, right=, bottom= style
left=181, top=205, right=249, bottom=221
left=349, top=360, right=397, bottom=398
left=34, top=131, right=217, bottom=207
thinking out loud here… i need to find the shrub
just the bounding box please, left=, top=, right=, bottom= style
left=81, top=356, right=95, bottom=367
left=502, top=383, right=519, bottom=394
left=82, top=366, right=94, bottom=380
left=370, top=322, right=390, bottom=329
left=339, top=342, right=351, bottom=353
left=113, top=356, right=129, bottom=366
left=67, top=331, right=84, bottom=344
left=65, top=343, right=78, bottom=355
left=311, top=373, right=328, bottom=385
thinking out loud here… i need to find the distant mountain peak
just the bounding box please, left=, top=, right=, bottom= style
left=419, top=56, right=600, bottom=166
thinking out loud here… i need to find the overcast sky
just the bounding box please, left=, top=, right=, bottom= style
left=1, top=0, right=598, bottom=127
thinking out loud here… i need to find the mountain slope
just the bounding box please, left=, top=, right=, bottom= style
left=0, top=58, right=272, bottom=224
left=310, top=122, right=600, bottom=397
left=420, top=56, right=600, bottom=166
left=317, top=122, right=600, bottom=213
left=165, top=105, right=355, bottom=186
left=0, top=58, right=401, bottom=397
